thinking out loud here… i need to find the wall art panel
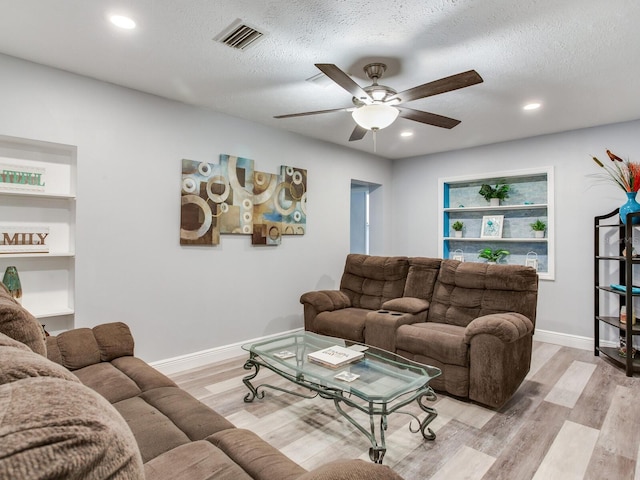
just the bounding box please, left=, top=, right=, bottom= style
left=180, top=155, right=306, bottom=246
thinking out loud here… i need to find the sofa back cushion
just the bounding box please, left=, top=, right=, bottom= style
left=340, top=254, right=410, bottom=310
left=47, top=322, right=135, bottom=370
left=0, top=285, right=47, bottom=356
left=403, top=257, right=442, bottom=300
left=428, top=260, right=538, bottom=328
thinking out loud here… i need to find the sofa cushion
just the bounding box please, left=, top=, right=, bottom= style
left=402, top=257, right=442, bottom=301
left=0, top=333, right=79, bottom=385
left=111, top=356, right=177, bottom=391
left=53, top=327, right=102, bottom=369
left=74, top=356, right=176, bottom=401
left=314, top=308, right=369, bottom=342
left=140, top=386, right=235, bottom=440
left=340, top=254, right=409, bottom=310
left=73, top=362, right=143, bottom=403
left=0, top=287, right=46, bottom=356
left=396, top=322, right=469, bottom=367
left=428, top=260, right=538, bottom=328
left=93, top=321, right=135, bottom=361
left=208, top=428, right=307, bottom=480
left=47, top=322, right=136, bottom=370
left=113, top=395, right=191, bottom=463
left=0, top=330, right=32, bottom=351
left=0, top=343, right=144, bottom=480
left=144, top=441, right=253, bottom=480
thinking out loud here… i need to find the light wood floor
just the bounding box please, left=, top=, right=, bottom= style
left=170, top=342, right=640, bottom=480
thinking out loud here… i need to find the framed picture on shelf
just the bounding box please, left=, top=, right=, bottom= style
left=480, top=215, right=504, bottom=238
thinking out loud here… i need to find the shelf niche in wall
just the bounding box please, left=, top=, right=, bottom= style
left=0, top=134, right=76, bottom=334
left=438, top=166, right=554, bottom=281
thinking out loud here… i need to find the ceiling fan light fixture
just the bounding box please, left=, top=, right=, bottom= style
left=352, top=104, right=399, bottom=130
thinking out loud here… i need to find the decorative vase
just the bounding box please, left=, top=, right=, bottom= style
left=619, top=191, right=640, bottom=225
left=490, top=198, right=500, bottom=207
left=454, top=230, right=463, bottom=238
left=534, top=230, right=545, bottom=238
left=2, top=266, right=22, bottom=304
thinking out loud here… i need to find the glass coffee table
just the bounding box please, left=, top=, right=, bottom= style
left=241, top=331, right=441, bottom=463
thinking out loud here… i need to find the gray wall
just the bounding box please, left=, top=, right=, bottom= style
left=0, top=53, right=394, bottom=362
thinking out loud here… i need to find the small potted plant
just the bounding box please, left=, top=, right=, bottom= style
left=452, top=221, right=464, bottom=238
left=478, top=183, right=510, bottom=206
left=530, top=219, right=546, bottom=238
left=478, top=247, right=510, bottom=264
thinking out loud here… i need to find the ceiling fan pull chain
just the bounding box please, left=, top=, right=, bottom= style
left=373, top=129, right=377, bottom=153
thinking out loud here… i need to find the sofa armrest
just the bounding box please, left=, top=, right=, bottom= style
left=464, top=313, right=533, bottom=344
left=46, top=322, right=135, bottom=370
left=300, top=290, right=351, bottom=312
left=381, top=297, right=429, bottom=314
left=298, top=459, right=404, bottom=480
left=365, top=309, right=427, bottom=352
left=300, top=290, right=352, bottom=333
left=465, top=313, right=534, bottom=408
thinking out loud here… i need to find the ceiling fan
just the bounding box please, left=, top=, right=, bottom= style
left=275, top=63, right=483, bottom=141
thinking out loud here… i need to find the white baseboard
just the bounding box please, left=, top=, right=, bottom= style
left=152, top=327, right=598, bottom=376
left=533, top=329, right=595, bottom=351
left=150, top=327, right=303, bottom=376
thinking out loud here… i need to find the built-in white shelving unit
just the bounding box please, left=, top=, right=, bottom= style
left=439, top=167, right=554, bottom=281
left=0, top=135, right=76, bottom=334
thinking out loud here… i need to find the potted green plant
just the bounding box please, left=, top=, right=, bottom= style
left=478, top=183, right=510, bottom=206
left=478, top=247, right=510, bottom=264
left=530, top=219, right=546, bottom=238
left=452, top=221, right=464, bottom=238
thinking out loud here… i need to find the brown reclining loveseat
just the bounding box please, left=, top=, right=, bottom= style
left=300, top=254, right=539, bottom=409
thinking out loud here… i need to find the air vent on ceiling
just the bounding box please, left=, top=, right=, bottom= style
left=214, top=19, right=265, bottom=51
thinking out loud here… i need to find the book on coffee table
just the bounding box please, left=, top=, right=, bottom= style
left=307, top=345, right=364, bottom=369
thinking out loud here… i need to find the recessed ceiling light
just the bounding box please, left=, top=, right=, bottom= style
left=523, top=102, right=541, bottom=111
left=110, top=15, right=136, bottom=29
left=400, top=131, right=414, bottom=137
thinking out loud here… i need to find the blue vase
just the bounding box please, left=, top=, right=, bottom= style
left=620, top=191, right=640, bottom=224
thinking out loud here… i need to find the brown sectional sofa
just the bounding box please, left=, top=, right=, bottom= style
left=300, top=254, right=539, bottom=409
left=0, top=284, right=403, bottom=480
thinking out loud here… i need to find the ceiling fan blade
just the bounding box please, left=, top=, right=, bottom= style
left=349, top=125, right=368, bottom=142
left=398, top=107, right=461, bottom=129
left=388, top=70, right=483, bottom=104
left=315, top=64, right=372, bottom=102
left=274, top=107, right=350, bottom=119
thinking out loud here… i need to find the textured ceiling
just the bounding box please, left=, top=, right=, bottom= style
left=0, top=0, right=638, bottom=159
